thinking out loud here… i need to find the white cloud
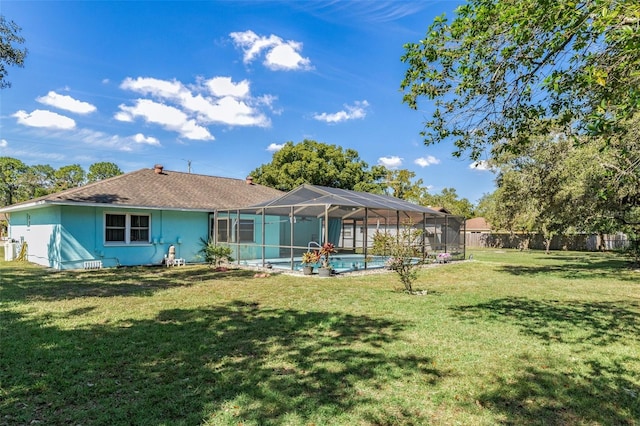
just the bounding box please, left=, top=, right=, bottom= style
left=313, top=100, right=369, bottom=123
left=206, top=77, right=250, bottom=98
left=115, top=99, right=214, bottom=140
left=378, top=155, right=403, bottom=169
left=414, top=155, right=440, bottom=167
left=117, top=76, right=272, bottom=135
left=264, top=42, right=311, bottom=71
left=230, top=30, right=312, bottom=71
left=0, top=139, right=7, bottom=148
left=36, top=91, right=97, bottom=114
left=13, top=109, right=76, bottom=130
left=120, top=76, right=183, bottom=98
left=469, top=160, right=492, bottom=171
left=197, top=95, right=270, bottom=127
left=132, top=133, right=160, bottom=146
left=267, top=143, right=284, bottom=152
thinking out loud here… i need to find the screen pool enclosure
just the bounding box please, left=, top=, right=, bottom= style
left=212, top=184, right=465, bottom=274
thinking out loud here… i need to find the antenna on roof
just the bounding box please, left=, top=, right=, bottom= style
left=182, top=159, right=192, bottom=173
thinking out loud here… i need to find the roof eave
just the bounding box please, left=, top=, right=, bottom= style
left=0, top=200, right=215, bottom=213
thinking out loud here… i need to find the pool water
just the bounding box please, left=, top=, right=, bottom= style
left=252, top=254, right=391, bottom=273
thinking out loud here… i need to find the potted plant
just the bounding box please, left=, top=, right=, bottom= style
left=318, top=242, right=337, bottom=277
left=301, top=250, right=320, bottom=275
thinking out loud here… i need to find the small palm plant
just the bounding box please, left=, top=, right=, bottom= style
left=199, top=238, right=234, bottom=269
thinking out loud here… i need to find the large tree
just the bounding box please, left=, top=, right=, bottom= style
left=250, top=140, right=387, bottom=192
left=383, top=169, right=426, bottom=202
left=491, top=136, right=572, bottom=253
left=0, top=157, right=28, bottom=205
left=420, top=187, right=475, bottom=218
left=401, top=0, right=640, bottom=160
left=22, top=164, right=56, bottom=199
left=488, top=126, right=640, bottom=254
left=87, top=162, right=123, bottom=183
left=54, top=164, right=86, bottom=191
left=0, top=15, right=28, bottom=89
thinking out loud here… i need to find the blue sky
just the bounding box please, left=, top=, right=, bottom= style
left=1, top=1, right=495, bottom=203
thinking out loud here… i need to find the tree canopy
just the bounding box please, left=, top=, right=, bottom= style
left=249, top=140, right=388, bottom=192
left=401, top=0, right=640, bottom=159
left=420, top=187, right=475, bottom=218
left=87, top=162, right=123, bottom=183
left=0, top=158, right=124, bottom=207
left=0, top=15, right=28, bottom=89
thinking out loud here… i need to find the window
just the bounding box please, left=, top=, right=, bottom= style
left=130, top=215, right=149, bottom=242
left=238, top=219, right=254, bottom=243
left=105, top=214, right=126, bottom=242
left=217, top=218, right=229, bottom=242
left=105, top=213, right=150, bottom=244
left=215, top=217, right=253, bottom=243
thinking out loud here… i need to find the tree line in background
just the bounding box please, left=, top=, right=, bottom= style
left=0, top=158, right=123, bottom=206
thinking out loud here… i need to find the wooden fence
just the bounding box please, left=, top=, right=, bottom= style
left=465, top=232, right=629, bottom=251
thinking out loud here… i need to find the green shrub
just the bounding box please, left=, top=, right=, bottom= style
left=371, top=225, right=424, bottom=293
left=199, top=238, right=234, bottom=268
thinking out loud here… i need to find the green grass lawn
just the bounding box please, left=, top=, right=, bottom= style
left=1, top=248, right=638, bottom=425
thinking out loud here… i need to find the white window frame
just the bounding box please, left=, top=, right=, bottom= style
left=104, top=212, right=151, bottom=245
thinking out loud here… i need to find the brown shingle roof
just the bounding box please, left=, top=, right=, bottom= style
left=2, top=168, right=284, bottom=211
left=465, top=217, right=491, bottom=231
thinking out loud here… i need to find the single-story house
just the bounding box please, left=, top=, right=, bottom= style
left=0, top=165, right=283, bottom=269
left=2, top=164, right=466, bottom=271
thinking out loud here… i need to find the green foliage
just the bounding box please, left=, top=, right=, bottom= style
left=199, top=238, right=234, bottom=268
left=22, top=164, right=55, bottom=199
left=420, top=187, right=475, bottom=218
left=486, top=122, right=640, bottom=247
left=401, top=0, right=640, bottom=159
left=0, top=157, right=27, bottom=205
left=87, top=162, right=123, bottom=183
left=0, top=158, right=126, bottom=206
left=54, top=164, right=86, bottom=191
left=0, top=15, right=28, bottom=89
left=250, top=139, right=388, bottom=192
left=383, top=169, right=426, bottom=202
left=621, top=233, right=640, bottom=265
left=370, top=225, right=424, bottom=293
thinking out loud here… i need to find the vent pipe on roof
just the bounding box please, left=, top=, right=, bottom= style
left=246, top=176, right=254, bottom=185
left=154, top=164, right=164, bottom=174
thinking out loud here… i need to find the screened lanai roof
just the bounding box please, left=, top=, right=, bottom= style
left=248, top=184, right=446, bottom=220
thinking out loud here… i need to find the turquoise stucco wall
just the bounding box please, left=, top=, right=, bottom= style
left=9, top=205, right=211, bottom=270
left=215, top=213, right=283, bottom=261
left=93, top=208, right=209, bottom=268
left=10, top=205, right=322, bottom=270
left=8, top=206, right=61, bottom=268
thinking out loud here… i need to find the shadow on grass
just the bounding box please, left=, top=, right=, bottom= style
left=0, top=264, right=257, bottom=302
left=454, top=297, right=640, bottom=424
left=477, top=354, right=640, bottom=425
left=497, top=253, right=636, bottom=281
left=454, top=297, right=640, bottom=346
left=0, top=301, right=440, bottom=425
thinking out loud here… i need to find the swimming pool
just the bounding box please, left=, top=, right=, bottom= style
left=246, top=254, right=391, bottom=274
